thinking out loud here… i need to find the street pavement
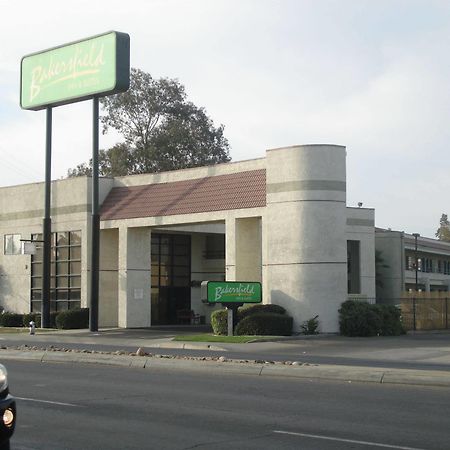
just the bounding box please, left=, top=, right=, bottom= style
left=1, top=326, right=450, bottom=388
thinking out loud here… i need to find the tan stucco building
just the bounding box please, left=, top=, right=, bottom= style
left=0, top=144, right=376, bottom=333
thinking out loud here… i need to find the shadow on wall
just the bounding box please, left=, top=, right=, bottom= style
left=270, top=290, right=311, bottom=333
left=269, top=290, right=338, bottom=334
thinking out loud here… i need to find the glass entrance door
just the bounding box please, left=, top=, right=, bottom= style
left=151, top=234, right=191, bottom=325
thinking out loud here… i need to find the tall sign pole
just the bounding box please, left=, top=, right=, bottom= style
left=21, top=31, right=130, bottom=331
left=41, top=107, right=52, bottom=328
left=90, top=97, right=100, bottom=332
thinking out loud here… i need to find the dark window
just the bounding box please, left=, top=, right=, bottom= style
left=151, top=234, right=191, bottom=325
left=4, top=234, right=21, bottom=255
left=347, top=240, right=361, bottom=294
left=30, top=230, right=82, bottom=313
left=204, top=234, right=225, bottom=259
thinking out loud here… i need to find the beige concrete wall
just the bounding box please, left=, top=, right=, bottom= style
left=113, top=158, right=266, bottom=188
left=0, top=177, right=97, bottom=314
left=346, top=207, right=376, bottom=299
left=235, top=217, right=262, bottom=282
left=265, top=145, right=348, bottom=333
left=118, top=226, right=151, bottom=327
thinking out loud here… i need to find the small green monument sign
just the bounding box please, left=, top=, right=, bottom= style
left=202, top=281, right=262, bottom=337
left=202, top=281, right=262, bottom=304
left=21, top=31, right=130, bottom=110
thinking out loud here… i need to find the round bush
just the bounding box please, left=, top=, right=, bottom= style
left=55, top=308, right=89, bottom=329
left=211, top=304, right=289, bottom=335
left=339, top=300, right=404, bottom=337
left=211, top=309, right=228, bottom=335
left=238, top=304, right=286, bottom=320
left=339, top=301, right=381, bottom=337
left=376, top=304, right=405, bottom=336
left=235, top=313, right=293, bottom=336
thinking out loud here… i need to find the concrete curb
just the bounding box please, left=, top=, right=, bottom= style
left=157, top=342, right=226, bottom=351
left=2, top=349, right=450, bottom=387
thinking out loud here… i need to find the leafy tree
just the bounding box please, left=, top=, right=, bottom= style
left=436, top=214, right=450, bottom=242
left=67, top=143, right=132, bottom=178
left=68, top=68, right=230, bottom=177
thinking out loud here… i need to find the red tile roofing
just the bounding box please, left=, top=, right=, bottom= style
left=100, top=169, right=266, bottom=221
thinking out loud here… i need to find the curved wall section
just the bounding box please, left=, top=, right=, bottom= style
left=265, top=145, right=347, bottom=332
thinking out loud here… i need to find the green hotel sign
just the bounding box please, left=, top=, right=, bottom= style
left=203, top=281, right=262, bottom=304
left=21, top=31, right=130, bottom=110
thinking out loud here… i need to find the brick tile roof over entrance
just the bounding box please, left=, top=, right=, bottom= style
left=100, top=169, right=266, bottom=220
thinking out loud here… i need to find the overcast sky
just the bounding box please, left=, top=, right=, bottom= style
left=1, top=0, right=449, bottom=238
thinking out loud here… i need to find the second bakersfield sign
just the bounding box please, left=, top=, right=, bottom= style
left=202, top=281, right=262, bottom=304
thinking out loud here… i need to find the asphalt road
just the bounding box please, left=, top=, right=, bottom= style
left=6, top=359, right=450, bottom=449
left=3, top=330, right=450, bottom=371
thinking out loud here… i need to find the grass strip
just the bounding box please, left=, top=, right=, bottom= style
left=173, top=334, right=276, bottom=343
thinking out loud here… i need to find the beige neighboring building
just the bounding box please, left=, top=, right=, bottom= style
left=0, top=144, right=376, bottom=333
left=375, top=229, right=450, bottom=303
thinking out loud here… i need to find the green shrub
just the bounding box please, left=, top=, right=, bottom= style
left=238, top=304, right=286, bottom=320
left=55, top=308, right=89, bottom=330
left=376, top=304, right=405, bottom=336
left=339, top=300, right=404, bottom=337
left=300, top=315, right=319, bottom=335
left=22, top=311, right=60, bottom=328
left=211, top=309, right=228, bottom=335
left=0, top=312, right=24, bottom=327
left=50, top=311, right=59, bottom=328
left=211, top=304, right=289, bottom=335
left=235, top=313, right=293, bottom=336
left=23, top=313, right=41, bottom=328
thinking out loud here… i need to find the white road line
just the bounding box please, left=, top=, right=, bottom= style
left=15, top=396, right=82, bottom=407
left=273, top=430, right=427, bottom=450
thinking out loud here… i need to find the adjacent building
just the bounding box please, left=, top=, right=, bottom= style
left=375, top=229, right=450, bottom=303
left=1, top=144, right=377, bottom=333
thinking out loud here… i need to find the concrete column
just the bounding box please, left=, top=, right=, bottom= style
left=225, top=218, right=236, bottom=281
left=235, top=217, right=262, bottom=282
left=99, top=229, right=119, bottom=327
left=265, top=144, right=347, bottom=333
left=118, top=226, right=151, bottom=328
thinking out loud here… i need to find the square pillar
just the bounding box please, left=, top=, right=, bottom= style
left=118, top=226, right=151, bottom=328
left=226, top=217, right=262, bottom=283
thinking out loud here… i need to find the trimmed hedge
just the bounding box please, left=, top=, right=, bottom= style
left=0, top=312, right=24, bottom=327
left=339, top=300, right=404, bottom=337
left=55, top=308, right=89, bottom=330
left=376, top=304, right=405, bottom=336
left=0, top=310, right=83, bottom=329
left=211, top=309, right=228, bottom=335
left=21, top=312, right=58, bottom=328
left=211, top=304, right=292, bottom=336
left=23, top=313, right=42, bottom=328
left=238, top=304, right=286, bottom=320
left=235, top=312, right=293, bottom=336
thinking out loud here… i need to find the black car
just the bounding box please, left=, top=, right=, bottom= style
left=0, top=364, right=16, bottom=450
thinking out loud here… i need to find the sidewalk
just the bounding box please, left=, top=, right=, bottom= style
left=1, top=327, right=450, bottom=388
